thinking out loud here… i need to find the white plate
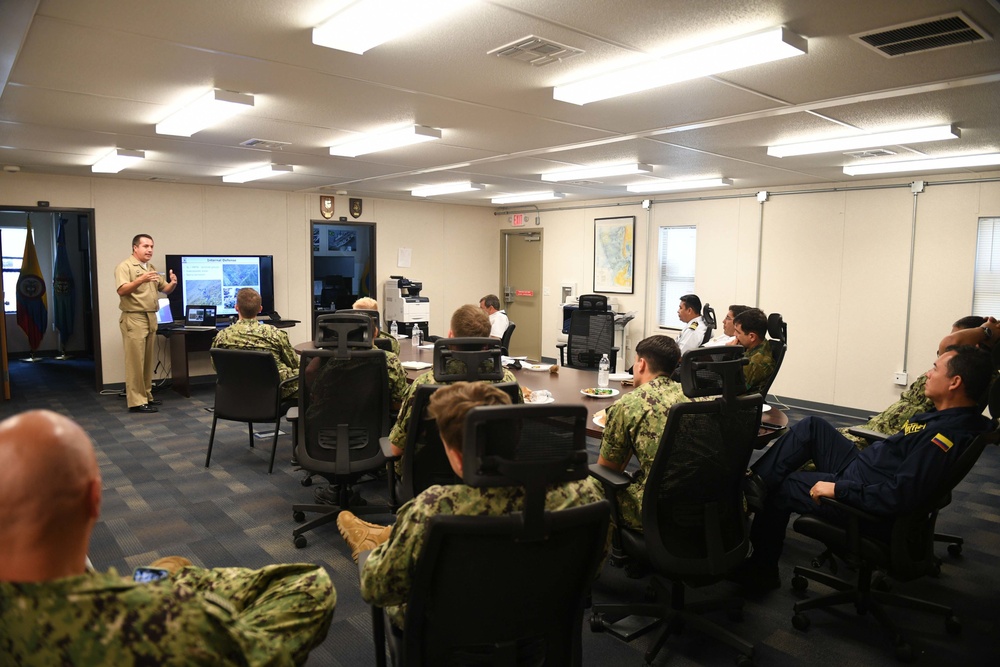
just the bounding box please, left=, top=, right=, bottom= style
left=417, top=343, right=435, bottom=349
left=762, top=404, right=771, bottom=412
left=523, top=363, right=553, bottom=372
left=529, top=396, right=555, bottom=404
left=401, top=361, right=431, bottom=370
left=580, top=387, right=619, bottom=398
left=592, top=409, right=607, bottom=429
left=608, top=372, right=632, bottom=382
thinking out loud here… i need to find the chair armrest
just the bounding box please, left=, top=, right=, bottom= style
left=588, top=462, right=632, bottom=490
left=279, top=373, right=300, bottom=391
left=378, top=436, right=399, bottom=461
left=610, top=346, right=620, bottom=373
left=847, top=426, right=884, bottom=443
left=286, top=406, right=298, bottom=422
left=556, top=342, right=566, bottom=366
left=818, top=496, right=881, bottom=525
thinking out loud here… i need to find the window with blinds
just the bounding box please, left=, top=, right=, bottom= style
left=657, top=226, right=696, bottom=328
left=973, top=217, right=1000, bottom=317
left=1, top=227, right=28, bottom=314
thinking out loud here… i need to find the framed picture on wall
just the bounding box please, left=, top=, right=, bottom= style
left=593, top=215, right=635, bottom=294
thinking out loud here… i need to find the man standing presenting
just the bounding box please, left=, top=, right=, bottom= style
left=675, top=294, right=705, bottom=356
left=479, top=294, right=510, bottom=339
left=115, top=234, right=176, bottom=413
left=213, top=288, right=299, bottom=400
left=594, top=335, right=688, bottom=531
left=733, top=308, right=775, bottom=396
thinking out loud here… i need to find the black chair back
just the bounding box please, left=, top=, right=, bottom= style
left=677, top=346, right=748, bottom=401
left=432, top=337, right=504, bottom=382
left=500, top=321, right=516, bottom=356
left=211, top=349, right=282, bottom=421
left=401, top=404, right=610, bottom=665
left=701, top=303, right=717, bottom=345
left=578, top=293, right=608, bottom=311
left=314, top=313, right=373, bottom=357
left=759, top=313, right=788, bottom=398
left=338, top=308, right=381, bottom=332
left=565, top=310, right=617, bottom=371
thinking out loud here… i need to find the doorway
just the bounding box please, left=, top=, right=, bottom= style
left=311, top=221, right=376, bottom=332
left=500, top=230, right=543, bottom=360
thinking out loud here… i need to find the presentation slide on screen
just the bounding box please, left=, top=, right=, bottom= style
left=181, top=256, right=261, bottom=315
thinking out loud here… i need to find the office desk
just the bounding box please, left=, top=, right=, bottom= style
left=162, top=319, right=300, bottom=397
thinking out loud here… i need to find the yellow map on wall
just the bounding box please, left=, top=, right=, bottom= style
left=594, top=219, right=633, bottom=292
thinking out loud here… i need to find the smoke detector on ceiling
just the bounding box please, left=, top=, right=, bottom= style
left=489, top=35, right=583, bottom=66
left=240, top=138, right=291, bottom=150
left=844, top=148, right=897, bottom=159
left=852, top=12, right=991, bottom=57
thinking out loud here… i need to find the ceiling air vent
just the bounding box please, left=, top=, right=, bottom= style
left=488, top=35, right=583, bottom=66
left=852, top=13, right=991, bottom=57
left=239, top=138, right=291, bottom=150
left=844, top=149, right=896, bottom=159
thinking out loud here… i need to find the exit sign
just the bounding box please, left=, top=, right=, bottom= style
left=511, top=214, right=525, bottom=226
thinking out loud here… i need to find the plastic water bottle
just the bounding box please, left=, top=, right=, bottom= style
left=390, top=320, right=398, bottom=337
left=411, top=326, right=422, bottom=348
left=598, top=354, right=610, bottom=387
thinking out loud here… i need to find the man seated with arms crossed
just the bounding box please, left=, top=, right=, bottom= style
left=704, top=304, right=749, bottom=347
left=733, top=307, right=775, bottom=396
left=337, top=382, right=606, bottom=638
left=839, top=315, right=987, bottom=449
left=387, top=305, right=522, bottom=465
left=479, top=294, right=510, bottom=339
left=675, top=294, right=706, bottom=356
left=353, top=296, right=400, bottom=355
left=213, top=287, right=300, bottom=401
left=730, top=345, right=993, bottom=593
left=594, top=335, right=688, bottom=531
left=0, top=410, right=335, bottom=666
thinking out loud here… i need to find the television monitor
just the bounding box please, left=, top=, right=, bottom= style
left=165, top=254, right=275, bottom=320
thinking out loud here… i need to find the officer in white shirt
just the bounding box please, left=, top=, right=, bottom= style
left=675, top=294, right=706, bottom=355
left=479, top=294, right=510, bottom=339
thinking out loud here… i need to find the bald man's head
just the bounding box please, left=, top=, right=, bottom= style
left=0, top=410, right=101, bottom=582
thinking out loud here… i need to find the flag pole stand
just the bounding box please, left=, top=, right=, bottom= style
left=22, top=351, right=42, bottom=363
left=55, top=340, right=71, bottom=361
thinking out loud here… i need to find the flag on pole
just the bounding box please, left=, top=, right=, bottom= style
left=16, top=215, right=48, bottom=351
left=53, top=217, right=76, bottom=344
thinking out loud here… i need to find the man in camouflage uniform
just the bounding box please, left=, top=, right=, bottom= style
left=339, top=382, right=605, bottom=632
left=0, top=410, right=336, bottom=666
left=352, top=296, right=401, bottom=355
left=734, top=308, right=775, bottom=397
left=213, top=287, right=299, bottom=399
left=387, top=305, right=522, bottom=470
left=595, top=335, right=688, bottom=531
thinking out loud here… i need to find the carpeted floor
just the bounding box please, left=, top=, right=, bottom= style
left=4, top=358, right=998, bottom=665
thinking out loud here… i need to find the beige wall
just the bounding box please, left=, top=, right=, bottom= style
left=2, top=169, right=997, bottom=412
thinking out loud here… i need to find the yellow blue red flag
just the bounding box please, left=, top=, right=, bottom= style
left=16, top=215, right=48, bottom=351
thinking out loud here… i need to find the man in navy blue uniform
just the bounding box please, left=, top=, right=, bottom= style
left=734, top=345, right=992, bottom=592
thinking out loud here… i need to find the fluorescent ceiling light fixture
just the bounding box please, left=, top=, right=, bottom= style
left=91, top=148, right=145, bottom=173
left=554, top=27, right=807, bottom=105
left=411, top=181, right=485, bottom=197
left=541, top=163, right=652, bottom=182
left=156, top=89, right=254, bottom=137
left=329, top=124, right=442, bottom=157
left=313, top=0, right=475, bottom=54
left=222, top=164, right=294, bottom=183
left=491, top=191, right=566, bottom=204
left=626, top=178, right=733, bottom=193
left=768, top=124, right=960, bottom=157
left=843, top=153, right=1000, bottom=176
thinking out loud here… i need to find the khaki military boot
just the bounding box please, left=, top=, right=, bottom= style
left=148, top=556, right=193, bottom=575
left=337, top=511, right=393, bottom=562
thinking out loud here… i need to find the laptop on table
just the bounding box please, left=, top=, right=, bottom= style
left=183, top=305, right=218, bottom=331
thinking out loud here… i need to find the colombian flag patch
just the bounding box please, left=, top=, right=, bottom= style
left=931, top=433, right=954, bottom=453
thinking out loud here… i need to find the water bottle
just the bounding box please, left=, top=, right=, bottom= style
left=411, top=326, right=422, bottom=348
left=598, top=354, right=610, bottom=387
left=390, top=320, right=398, bottom=337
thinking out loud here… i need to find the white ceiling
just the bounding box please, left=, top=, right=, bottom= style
left=1, top=0, right=999, bottom=206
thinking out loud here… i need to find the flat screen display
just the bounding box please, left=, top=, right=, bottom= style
left=165, top=254, right=275, bottom=319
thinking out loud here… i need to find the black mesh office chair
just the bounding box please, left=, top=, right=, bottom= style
left=291, top=314, right=392, bottom=548
left=382, top=338, right=520, bottom=509
left=702, top=303, right=717, bottom=345
left=556, top=308, right=618, bottom=372
left=578, top=293, right=608, bottom=311
left=789, top=381, right=1000, bottom=660
left=206, top=348, right=298, bottom=474
left=365, top=403, right=611, bottom=667
left=500, top=321, right=516, bottom=356
left=589, top=349, right=761, bottom=666
left=758, top=313, right=788, bottom=399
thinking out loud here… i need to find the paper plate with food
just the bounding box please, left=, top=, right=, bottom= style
left=580, top=387, right=619, bottom=398
left=523, top=362, right=556, bottom=372
left=592, top=409, right=607, bottom=429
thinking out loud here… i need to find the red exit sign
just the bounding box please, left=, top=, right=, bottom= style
left=511, top=214, right=525, bottom=226
left=515, top=289, right=534, bottom=297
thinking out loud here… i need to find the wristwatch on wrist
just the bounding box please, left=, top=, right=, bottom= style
left=982, top=324, right=994, bottom=341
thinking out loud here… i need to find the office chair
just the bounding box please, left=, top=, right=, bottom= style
left=589, top=348, right=762, bottom=666
left=757, top=312, right=788, bottom=399
left=364, top=403, right=611, bottom=667
left=578, top=293, right=608, bottom=311
left=556, top=308, right=619, bottom=373
left=500, top=321, right=516, bottom=356
left=291, top=314, right=393, bottom=548
left=206, top=348, right=298, bottom=474
left=702, top=302, right=717, bottom=345
left=382, top=337, right=521, bottom=509
left=788, top=375, right=1000, bottom=660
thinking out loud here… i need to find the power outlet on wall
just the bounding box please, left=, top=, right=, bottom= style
left=894, top=372, right=908, bottom=386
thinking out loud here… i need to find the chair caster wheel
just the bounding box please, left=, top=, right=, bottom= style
left=791, top=575, right=808, bottom=592
left=947, top=543, right=962, bottom=557
left=894, top=641, right=915, bottom=663
left=792, top=613, right=810, bottom=632
left=300, top=476, right=312, bottom=487
left=293, top=511, right=305, bottom=522
left=589, top=613, right=605, bottom=632
left=727, top=609, right=744, bottom=622
left=293, top=535, right=307, bottom=549
left=735, top=654, right=754, bottom=667
left=945, top=615, right=961, bottom=635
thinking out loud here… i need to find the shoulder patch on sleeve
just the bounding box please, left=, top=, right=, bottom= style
left=931, top=433, right=954, bottom=452
left=690, top=321, right=699, bottom=330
